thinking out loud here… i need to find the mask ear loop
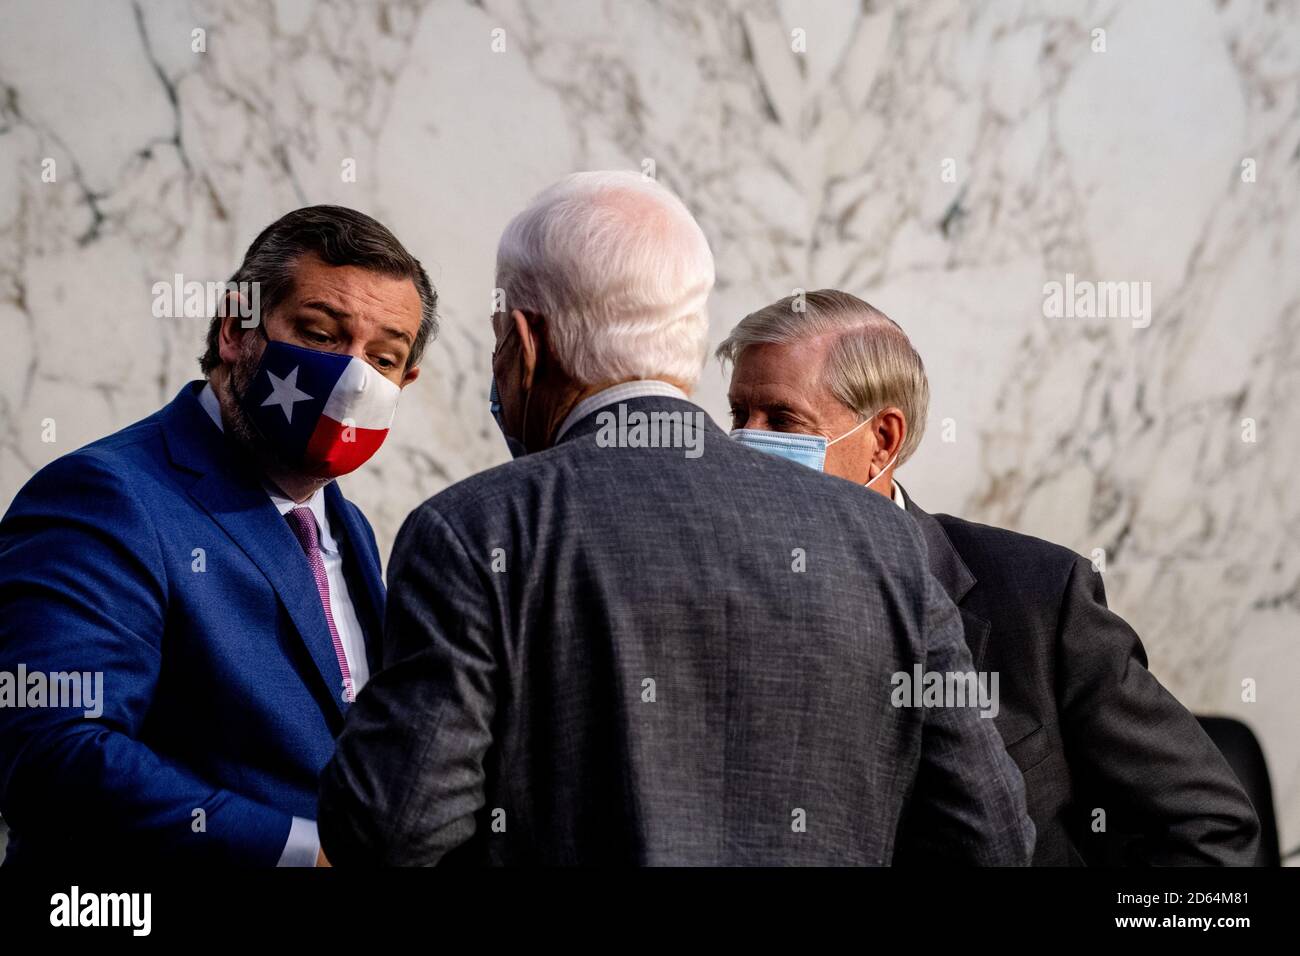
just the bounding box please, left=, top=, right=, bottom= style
left=825, top=416, right=873, bottom=447
left=828, top=410, right=900, bottom=490
left=864, top=448, right=900, bottom=490
left=864, top=409, right=901, bottom=490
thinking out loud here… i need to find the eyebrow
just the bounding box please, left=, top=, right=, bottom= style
left=298, top=301, right=413, bottom=348
left=731, top=400, right=797, bottom=414
left=299, top=300, right=349, bottom=321
left=377, top=326, right=414, bottom=347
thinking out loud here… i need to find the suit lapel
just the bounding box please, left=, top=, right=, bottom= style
left=958, top=608, right=992, bottom=671
left=897, top=483, right=993, bottom=669
left=161, top=382, right=348, bottom=719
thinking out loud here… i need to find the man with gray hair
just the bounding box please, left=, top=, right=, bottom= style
left=718, top=289, right=1261, bottom=865
left=317, top=173, right=1034, bottom=866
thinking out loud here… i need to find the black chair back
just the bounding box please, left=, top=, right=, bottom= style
left=1196, top=715, right=1281, bottom=866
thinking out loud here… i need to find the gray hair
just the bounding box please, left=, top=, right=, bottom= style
left=715, top=290, right=930, bottom=466
left=495, top=171, right=715, bottom=388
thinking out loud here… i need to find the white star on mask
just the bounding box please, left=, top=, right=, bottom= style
left=260, top=366, right=313, bottom=422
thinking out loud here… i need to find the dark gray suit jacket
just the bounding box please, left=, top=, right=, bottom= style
left=318, top=396, right=1034, bottom=865
left=900, top=487, right=1260, bottom=865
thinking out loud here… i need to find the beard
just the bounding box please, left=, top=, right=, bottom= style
left=223, top=333, right=303, bottom=478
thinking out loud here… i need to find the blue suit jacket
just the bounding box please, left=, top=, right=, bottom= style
left=0, top=382, right=385, bottom=864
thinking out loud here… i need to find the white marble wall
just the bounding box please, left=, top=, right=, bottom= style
left=1, top=0, right=1297, bottom=858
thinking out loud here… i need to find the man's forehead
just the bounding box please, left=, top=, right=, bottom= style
left=286, top=258, right=421, bottom=325
left=732, top=339, right=831, bottom=394
left=291, top=262, right=411, bottom=302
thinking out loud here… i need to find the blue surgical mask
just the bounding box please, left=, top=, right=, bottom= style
left=731, top=414, right=897, bottom=488
left=489, top=375, right=529, bottom=459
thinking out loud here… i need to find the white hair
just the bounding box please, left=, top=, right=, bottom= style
left=495, top=171, right=715, bottom=388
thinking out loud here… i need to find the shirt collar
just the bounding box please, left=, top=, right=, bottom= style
left=197, top=380, right=224, bottom=433
left=891, top=481, right=906, bottom=510
left=555, top=380, right=690, bottom=442
left=264, top=482, right=338, bottom=553
left=198, top=383, right=338, bottom=554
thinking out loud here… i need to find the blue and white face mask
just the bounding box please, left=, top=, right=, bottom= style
left=731, top=413, right=897, bottom=488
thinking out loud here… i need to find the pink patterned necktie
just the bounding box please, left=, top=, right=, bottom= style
left=285, top=506, right=354, bottom=703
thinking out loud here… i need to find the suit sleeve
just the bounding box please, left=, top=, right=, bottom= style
left=0, top=452, right=292, bottom=864
left=894, top=568, right=1036, bottom=865
left=318, top=502, right=497, bottom=866
left=1056, top=557, right=1260, bottom=865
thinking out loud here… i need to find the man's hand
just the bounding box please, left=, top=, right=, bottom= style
left=316, top=848, right=331, bottom=867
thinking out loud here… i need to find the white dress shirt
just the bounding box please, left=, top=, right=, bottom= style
left=198, top=383, right=369, bottom=866
left=554, top=379, right=691, bottom=441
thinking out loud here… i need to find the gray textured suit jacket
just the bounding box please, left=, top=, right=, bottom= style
left=900, top=487, right=1260, bottom=865
left=318, top=395, right=1034, bottom=865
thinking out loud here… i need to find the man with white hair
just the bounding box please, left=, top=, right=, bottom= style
left=317, top=174, right=1034, bottom=866
left=718, top=289, right=1261, bottom=866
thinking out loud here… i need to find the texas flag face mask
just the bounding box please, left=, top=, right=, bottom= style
left=239, top=338, right=401, bottom=478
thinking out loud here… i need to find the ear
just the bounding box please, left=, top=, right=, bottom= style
left=216, top=290, right=256, bottom=366
left=400, top=365, right=420, bottom=388
left=512, top=308, right=542, bottom=389
left=872, top=408, right=907, bottom=468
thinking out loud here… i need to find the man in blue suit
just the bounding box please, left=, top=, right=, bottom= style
left=0, top=205, right=436, bottom=865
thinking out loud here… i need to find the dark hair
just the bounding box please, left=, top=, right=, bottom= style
left=199, top=205, right=437, bottom=375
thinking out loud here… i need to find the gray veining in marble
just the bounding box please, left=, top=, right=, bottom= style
left=1, top=0, right=1297, bottom=859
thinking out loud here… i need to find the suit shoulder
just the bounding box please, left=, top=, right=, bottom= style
left=757, top=454, right=931, bottom=573
left=732, top=438, right=917, bottom=520
left=400, top=452, right=556, bottom=542
left=12, top=413, right=168, bottom=507
left=1, top=417, right=169, bottom=570
left=40, top=407, right=167, bottom=477
left=932, top=512, right=1083, bottom=582
left=423, top=453, right=543, bottom=510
